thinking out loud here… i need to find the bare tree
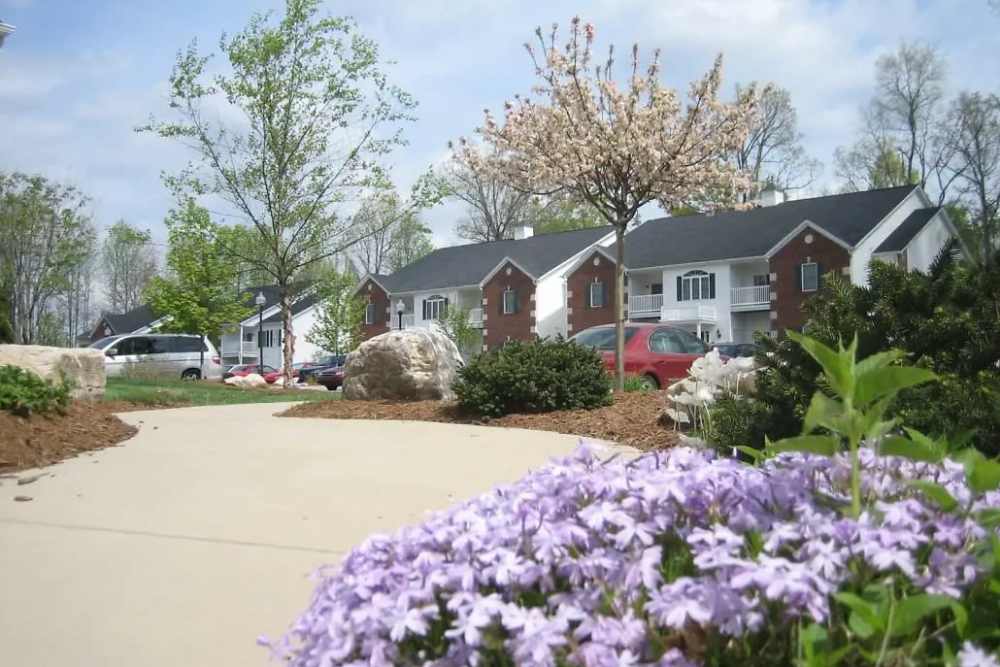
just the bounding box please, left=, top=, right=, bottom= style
left=733, top=83, right=820, bottom=199
left=61, top=229, right=98, bottom=345
left=387, top=215, right=434, bottom=272
left=352, top=192, right=417, bottom=275
left=441, top=156, right=535, bottom=242
left=101, top=220, right=158, bottom=313
left=942, top=92, right=1000, bottom=266
left=0, top=173, right=94, bottom=344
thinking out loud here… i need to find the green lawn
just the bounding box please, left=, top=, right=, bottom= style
left=104, top=377, right=340, bottom=408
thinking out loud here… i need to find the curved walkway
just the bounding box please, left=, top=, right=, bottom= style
left=0, top=402, right=602, bottom=666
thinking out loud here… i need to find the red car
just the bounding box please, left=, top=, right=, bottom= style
left=570, top=323, right=710, bottom=390
left=315, top=365, right=345, bottom=391
left=223, top=363, right=277, bottom=380
left=263, top=368, right=299, bottom=384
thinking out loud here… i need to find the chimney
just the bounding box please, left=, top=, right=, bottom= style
left=513, top=225, right=534, bottom=240
left=757, top=188, right=785, bottom=207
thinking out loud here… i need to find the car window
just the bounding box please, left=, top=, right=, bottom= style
left=649, top=329, right=685, bottom=354
left=676, top=330, right=709, bottom=354
left=113, top=337, right=136, bottom=355
left=148, top=337, right=173, bottom=354
left=172, top=336, right=204, bottom=353
left=90, top=336, right=122, bottom=350
left=572, top=327, right=638, bottom=350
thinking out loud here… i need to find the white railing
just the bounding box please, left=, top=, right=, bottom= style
left=241, top=341, right=260, bottom=356
left=629, top=293, right=664, bottom=314
left=731, top=285, right=770, bottom=306
left=468, top=308, right=483, bottom=328
left=393, top=313, right=416, bottom=330
left=662, top=305, right=718, bottom=322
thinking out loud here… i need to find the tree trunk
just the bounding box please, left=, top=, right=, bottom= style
left=613, top=224, right=626, bottom=391
left=280, top=288, right=295, bottom=388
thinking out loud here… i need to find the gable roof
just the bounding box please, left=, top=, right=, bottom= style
left=875, top=207, right=940, bottom=253
left=379, top=226, right=614, bottom=293
left=616, top=185, right=917, bottom=269
left=101, top=304, right=158, bottom=335
left=262, top=290, right=323, bottom=324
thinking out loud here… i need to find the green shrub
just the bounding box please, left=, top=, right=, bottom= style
left=454, top=337, right=611, bottom=417
left=701, top=393, right=772, bottom=453
left=622, top=374, right=654, bottom=392
left=0, top=364, right=72, bottom=416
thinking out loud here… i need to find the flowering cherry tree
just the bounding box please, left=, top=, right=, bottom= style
left=453, top=19, right=759, bottom=388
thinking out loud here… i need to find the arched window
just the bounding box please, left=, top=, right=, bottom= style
left=422, top=295, right=448, bottom=321
left=678, top=270, right=715, bottom=301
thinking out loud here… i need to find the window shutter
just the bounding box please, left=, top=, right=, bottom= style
left=422, top=300, right=428, bottom=320
left=816, top=263, right=823, bottom=289
left=709, top=273, right=716, bottom=299
left=602, top=281, right=608, bottom=308
left=443, top=297, right=449, bottom=319
left=798, top=265, right=804, bottom=292
left=513, top=290, right=520, bottom=313
left=676, top=276, right=682, bottom=301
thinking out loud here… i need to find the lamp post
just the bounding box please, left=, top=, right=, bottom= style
left=396, top=299, right=405, bottom=330
left=255, top=292, right=266, bottom=373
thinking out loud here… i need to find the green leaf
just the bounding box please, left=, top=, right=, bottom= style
left=906, top=480, right=959, bottom=511
left=978, top=508, right=1000, bottom=529
left=890, top=594, right=955, bottom=638
left=880, top=435, right=942, bottom=463
left=772, top=435, right=840, bottom=457
left=968, top=458, right=1000, bottom=494
left=854, top=366, right=937, bottom=407
left=803, top=391, right=846, bottom=434
left=787, top=331, right=853, bottom=399
left=855, top=348, right=905, bottom=376
left=735, top=445, right=765, bottom=464
left=835, top=592, right=884, bottom=636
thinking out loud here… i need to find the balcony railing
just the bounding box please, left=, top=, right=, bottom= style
left=628, top=293, right=664, bottom=315
left=731, top=285, right=770, bottom=307
left=468, top=308, right=483, bottom=328
left=240, top=341, right=259, bottom=357
left=662, top=305, right=718, bottom=323
left=393, top=313, right=415, bottom=330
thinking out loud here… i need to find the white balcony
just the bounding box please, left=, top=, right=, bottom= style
left=393, top=313, right=416, bottom=330
left=468, top=307, right=483, bottom=328
left=662, top=305, right=718, bottom=323
left=629, top=293, right=664, bottom=316
left=731, top=285, right=770, bottom=309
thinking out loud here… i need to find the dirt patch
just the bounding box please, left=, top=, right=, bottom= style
left=0, top=402, right=138, bottom=472
left=281, top=391, right=678, bottom=451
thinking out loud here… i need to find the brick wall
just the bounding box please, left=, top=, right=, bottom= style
left=482, top=261, right=535, bottom=350
left=358, top=279, right=390, bottom=340
left=768, top=228, right=850, bottom=334
left=566, top=251, right=617, bottom=335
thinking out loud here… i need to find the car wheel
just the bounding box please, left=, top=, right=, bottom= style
left=640, top=374, right=660, bottom=390
left=181, top=369, right=201, bottom=381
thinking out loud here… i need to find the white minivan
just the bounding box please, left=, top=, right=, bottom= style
left=89, top=334, right=223, bottom=380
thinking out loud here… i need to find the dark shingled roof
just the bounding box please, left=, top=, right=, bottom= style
left=101, top=304, right=158, bottom=334
left=875, top=207, right=940, bottom=253
left=262, top=290, right=323, bottom=324
left=377, top=226, right=614, bottom=292
left=615, top=186, right=917, bottom=269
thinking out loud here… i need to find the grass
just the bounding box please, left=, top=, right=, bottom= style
left=103, top=377, right=340, bottom=408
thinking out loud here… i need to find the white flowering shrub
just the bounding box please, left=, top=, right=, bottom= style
left=664, top=349, right=756, bottom=431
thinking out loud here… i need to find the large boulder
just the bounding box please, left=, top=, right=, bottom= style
left=343, top=329, right=462, bottom=401
left=0, top=344, right=106, bottom=399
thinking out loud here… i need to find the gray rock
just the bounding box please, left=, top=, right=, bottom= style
left=0, top=344, right=106, bottom=399
left=343, top=329, right=463, bottom=401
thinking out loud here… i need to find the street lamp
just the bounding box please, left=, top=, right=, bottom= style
left=255, top=292, right=266, bottom=372
left=395, top=299, right=405, bottom=330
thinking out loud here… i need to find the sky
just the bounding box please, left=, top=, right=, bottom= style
left=2, top=0, right=999, bottom=250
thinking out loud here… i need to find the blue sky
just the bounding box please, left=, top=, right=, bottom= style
left=2, top=0, right=999, bottom=248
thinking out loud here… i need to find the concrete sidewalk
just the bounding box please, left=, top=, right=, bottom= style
left=0, top=402, right=588, bottom=666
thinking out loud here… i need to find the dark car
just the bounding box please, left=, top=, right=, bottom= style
left=315, top=364, right=345, bottom=391
left=298, top=355, right=347, bottom=383
left=712, top=342, right=758, bottom=358
left=570, top=323, right=709, bottom=389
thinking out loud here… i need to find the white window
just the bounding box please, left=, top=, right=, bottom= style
left=423, top=296, right=447, bottom=321
left=589, top=281, right=605, bottom=308
left=364, top=301, right=376, bottom=325
left=502, top=288, right=518, bottom=315
left=679, top=270, right=714, bottom=301
left=243, top=331, right=254, bottom=342
left=801, top=262, right=819, bottom=292
left=753, top=274, right=770, bottom=287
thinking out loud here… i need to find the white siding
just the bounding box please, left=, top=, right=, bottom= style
left=660, top=262, right=734, bottom=341
left=850, top=190, right=925, bottom=286
left=905, top=211, right=953, bottom=272
left=534, top=274, right=565, bottom=338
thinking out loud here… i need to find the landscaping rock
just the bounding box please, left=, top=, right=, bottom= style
left=343, top=329, right=462, bottom=401
left=0, top=344, right=106, bottom=399
left=224, top=373, right=267, bottom=389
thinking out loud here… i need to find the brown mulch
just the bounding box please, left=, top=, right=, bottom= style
left=0, top=402, right=138, bottom=472
left=281, top=391, right=679, bottom=451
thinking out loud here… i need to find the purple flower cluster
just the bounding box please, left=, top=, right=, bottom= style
left=265, top=445, right=1000, bottom=666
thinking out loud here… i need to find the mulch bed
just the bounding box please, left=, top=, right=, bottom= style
left=281, top=391, right=679, bottom=451
left=0, top=402, right=138, bottom=472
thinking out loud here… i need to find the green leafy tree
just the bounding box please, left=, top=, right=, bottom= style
left=438, top=307, right=481, bottom=360
left=387, top=215, right=434, bottom=272
left=305, top=269, right=365, bottom=355
left=145, top=200, right=254, bottom=375
left=529, top=195, right=605, bottom=235
left=140, top=0, right=433, bottom=385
